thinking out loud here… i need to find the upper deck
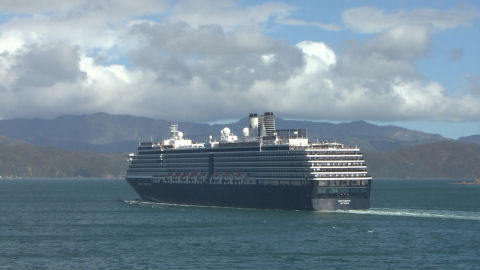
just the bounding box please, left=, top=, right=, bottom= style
left=135, top=112, right=359, bottom=154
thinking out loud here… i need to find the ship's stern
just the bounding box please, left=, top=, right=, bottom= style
left=311, top=197, right=370, bottom=211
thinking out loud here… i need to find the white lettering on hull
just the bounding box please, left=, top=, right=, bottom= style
left=338, top=199, right=351, bottom=205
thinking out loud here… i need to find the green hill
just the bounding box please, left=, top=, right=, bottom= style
left=364, top=141, right=480, bottom=179
left=0, top=136, right=127, bottom=178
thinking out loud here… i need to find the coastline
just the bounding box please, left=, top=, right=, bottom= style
left=450, top=179, right=480, bottom=185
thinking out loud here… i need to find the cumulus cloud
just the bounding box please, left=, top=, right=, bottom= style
left=0, top=0, right=85, bottom=13
left=0, top=1, right=479, bottom=122
left=168, top=0, right=295, bottom=30
left=296, top=41, right=336, bottom=73
left=12, top=43, right=85, bottom=88
left=270, top=4, right=480, bottom=122
left=0, top=0, right=169, bottom=17
left=130, top=22, right=303, bottom=88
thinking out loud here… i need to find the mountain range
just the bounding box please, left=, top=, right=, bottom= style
left=0, top=112, right=451, bottom=153
left=0, top=113, right=479, bottom=179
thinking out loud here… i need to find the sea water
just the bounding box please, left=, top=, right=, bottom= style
left=0, top=179, right=479, bottom=270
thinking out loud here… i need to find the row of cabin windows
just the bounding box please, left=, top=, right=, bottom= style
left=317, top=180, right=370, bottom=187
left=317, top=187, right=368, bottom=194
left=214, top=156, right=308, bottom=162
left=311, top=162, right=365, bottom=166
left=128, top=168, right=369, bottom=178
left=130, top=163, right=368, bottom=175
left=137, top=151, right=364, bottom=161
left=131, top=158, right=366, bottom=167
left=307, top=151, right=360, bottom=155
left=162, top=158, right=209, bottom=163
left=307, top=156, right=363, bottom=161
left=246, top=172, right=369, bottom=178
left=149, top=150, right=300, bottom=157
left=138, top=148, right=362, bottom=156
left=130, top=163, right=208, bottom=168
left=214, top=162, right=308, bottom=167
left=313, top=173, right=368, bottom=178
left=312, top=168, right=367, bottom=173
left=131, top=159, right=161, bottom=164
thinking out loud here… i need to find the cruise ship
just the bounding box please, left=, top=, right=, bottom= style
left=125, top=112, right=372, bottom=210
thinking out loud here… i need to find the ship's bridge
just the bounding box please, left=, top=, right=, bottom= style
left=162, top=124, right=205, bottom=149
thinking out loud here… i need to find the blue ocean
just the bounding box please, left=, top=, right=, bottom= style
left=1, top=179, right=479, bottom=270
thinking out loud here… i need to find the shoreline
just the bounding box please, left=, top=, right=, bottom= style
left=450, top=179, right=480, bottom=185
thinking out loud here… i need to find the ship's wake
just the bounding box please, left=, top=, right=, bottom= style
left=124, top=200, right=480, bottom=221
left=123, top=200, right=168, bottom=208
left=122, top=200, right=261, bottom=211
left=339, top=208, right=480, bottom=221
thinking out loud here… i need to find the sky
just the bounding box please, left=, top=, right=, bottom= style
left=0, top=0, right=479, bottom=139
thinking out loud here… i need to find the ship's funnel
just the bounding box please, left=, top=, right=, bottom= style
left=249, top=113, right=259, bottom=138
left=262, top=112, right=275, bottom=136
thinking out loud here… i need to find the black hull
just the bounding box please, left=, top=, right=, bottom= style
left=126, top=178, right=370, bottom=211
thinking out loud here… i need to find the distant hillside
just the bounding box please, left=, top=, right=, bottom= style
left=364, top=141, right=480, bottom=179
left=0, top=136, right=127, bottom=178
left=0, top=113, right=169, bottom=153
left=0, top=113, right=446, bottom=153
left=458, top=135, right=480, bottom=144
left=1, top=135, right=479, bottom=179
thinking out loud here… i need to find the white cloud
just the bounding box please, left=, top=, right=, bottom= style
left=0, top=0, right=169, bottom=17
left=0, top=2, right=479, bottom=123
left=0, top=0, right=85, bottom=13
left=128, top=22, right=303, bottom=93
left=0, top=0, right=170, bottom=57
left=0, top=30, right=26, bottom=54
left=296, top=41, right=336, bottom=74
left=168, top=0, right=295, bottom=30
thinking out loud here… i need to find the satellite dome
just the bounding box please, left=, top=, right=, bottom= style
left=222, top=127, right=231, bottom=136
left=242, top=127, right=249, bottom=137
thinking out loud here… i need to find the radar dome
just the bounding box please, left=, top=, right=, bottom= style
left=222, top=127, right=231, bottom=136
left=242, top=127, right=249, bottom=137
left=177, top=131, right=184, bottom=139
